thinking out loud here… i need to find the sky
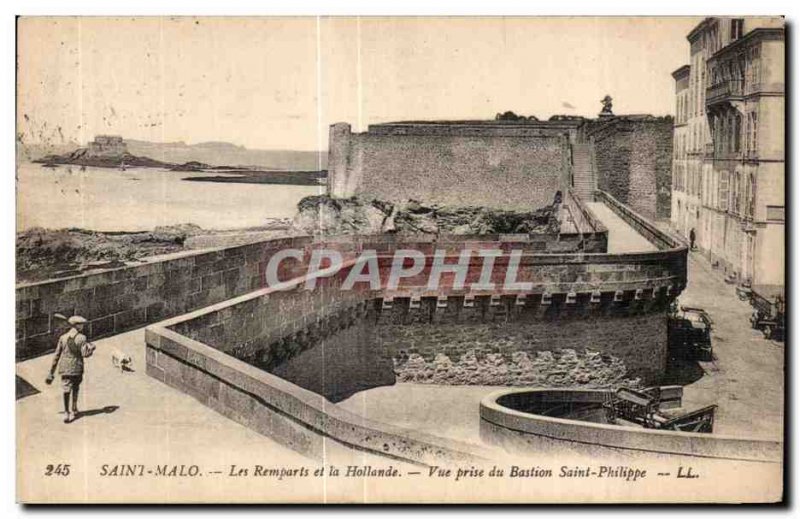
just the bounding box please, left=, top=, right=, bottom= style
left=17, top=16, right=703, bottom=151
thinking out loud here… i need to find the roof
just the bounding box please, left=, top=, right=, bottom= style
left=369, top=118, right=589, bottom=131
left=707, top=27, right=785, bottom=63
left=374, top=119, right=582, bottom=126
left=671, top=64, right=691, bottom=79
left=686, top=17, right=715, bottom=42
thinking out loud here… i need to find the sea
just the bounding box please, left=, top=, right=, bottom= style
left=16, top=162, right=323, bottom=232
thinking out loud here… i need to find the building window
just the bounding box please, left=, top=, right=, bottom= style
left=721, top=116, right=728, bottom=153
left=743, top=114, right=750, bottom=155
left=751, top=47, right=761, bottom=86
left=719, top=171, right=729, bottom=211
left=766, top=206, right=785, bottom=222
left=695, top=166, right=701, bottom=196
left=733, top=113, right=742, bottom=153
left=731, top=19, right=744, bottom=40
left=698, top=66, right=705, bottom=115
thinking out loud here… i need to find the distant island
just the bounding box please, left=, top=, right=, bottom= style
left=34, top=135, right=171, bottom=169
left=30, top=135, right=327, bottom=186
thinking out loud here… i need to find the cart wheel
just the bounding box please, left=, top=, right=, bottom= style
left=763, top=325, right=772, bottom=340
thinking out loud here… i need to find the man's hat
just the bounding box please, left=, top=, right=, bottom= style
left=68, top=315, right=88, bottom=326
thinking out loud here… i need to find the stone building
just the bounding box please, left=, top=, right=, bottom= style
left=328, top=114, right=672, bottom=219
left=670, top=17, right=784, bottom=288
left=87, top=135, right=128, bottom=157
left=671, top=65, right=694, bottom=236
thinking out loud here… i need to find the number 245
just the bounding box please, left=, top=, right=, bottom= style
left=45, top=464, right=71, bottom=477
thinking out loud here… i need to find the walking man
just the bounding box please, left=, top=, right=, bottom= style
left=46, top=315, right=95, bottom=423
left=689, top=228, right=696, bottom=251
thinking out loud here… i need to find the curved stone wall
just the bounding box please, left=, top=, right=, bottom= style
left=145, top=318, right=494, bottom=465
left=144, top=198, right=690, bottom=463
left=479, top=388, right=782, bottom=463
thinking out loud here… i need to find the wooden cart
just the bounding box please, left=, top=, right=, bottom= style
left=750, top=285, right=785, bottom=341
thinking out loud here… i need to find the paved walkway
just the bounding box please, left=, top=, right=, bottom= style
left=338, top=384, right=501, bottom=446
left=585, top=202, right=657, bottom=253
left=675, top=252, right=784, bottom=440
left=16, top=329, right=334, bottom=502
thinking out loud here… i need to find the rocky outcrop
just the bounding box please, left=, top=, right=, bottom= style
left=35, top=148, right=171, bottom=169
left=292, top=195, right=560, bottom=236
left=16, top=225, right=203, bottom=283
left=169, top=161, right=212, bottom=171
left=293, top=196, right=391, bottom=235
left=393, top=348, right=641, bottom=388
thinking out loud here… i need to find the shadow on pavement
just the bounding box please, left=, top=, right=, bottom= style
left=662, top=357, right=706, bottom=386
left=74, top=405, right=119, bottom=421
left=16, top=375, right=40, bottom=400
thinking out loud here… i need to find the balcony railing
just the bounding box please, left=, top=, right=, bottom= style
left=706, top=79, right=744, bottom=106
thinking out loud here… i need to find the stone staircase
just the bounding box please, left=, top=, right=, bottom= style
left=571, top=142, right=596, bottom=201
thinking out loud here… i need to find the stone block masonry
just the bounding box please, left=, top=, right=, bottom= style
left=143, top=200, right=687, bottom=461
left=15, top=237, right=314, bottom=360
left=168, top=286, right=672, bottom=398
left=329, top=116, right=674, bottom=221
left=18, top=191, right=683, bottom=364
left=480, top=389, right=783, bottom=463
left=587, top=116, right=674, bottom=220
left=153, top=197, right=684, bottom=394
left=376, top=304, right=667, bottom=387
left=328, top=122, right=571, bottom=211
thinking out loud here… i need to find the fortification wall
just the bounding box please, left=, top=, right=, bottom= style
left=377, top=304, right=667, bottom=384
left=145, top=280, right=674, bottom=461
left=16, top=190, right=678, bottom=364
left=328, top=123, right=571, bottom=210
left=330, top=117, right=673, bottom=218
left=166, top=286, right=671, bottom=400
left=479, top=389, right=782, bottom=463
left=15, top=237, right=313, bottom=360
left=587, top=117, right=673, bottom=220
left=15, top=228, right=606, bottom=361
left=145, top=321, right=493, bottom=465
left=159, top=219, right=686, bottom=400
left=143, top=198, right=687, bottom=462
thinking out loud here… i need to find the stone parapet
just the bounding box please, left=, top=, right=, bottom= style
left=15, top=237, right=314, bottom=360
left=480, top=388, right=782, bottom=463
left=139, top=198, right=689, bottom=461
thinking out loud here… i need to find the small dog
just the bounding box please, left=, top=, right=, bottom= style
left=111, top=349, right=133, bottom=372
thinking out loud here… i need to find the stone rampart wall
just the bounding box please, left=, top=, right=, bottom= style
left=15, top=237, right=313, bottom=360
left=145, top=323, right=493, bottom=465
left=587, top=117, right=673, bottom=220
left=143, top=204, right=688, bottom=460
left=480, top=389, right=782, bottom=463
left=328, top=123, right=571, bottom=210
